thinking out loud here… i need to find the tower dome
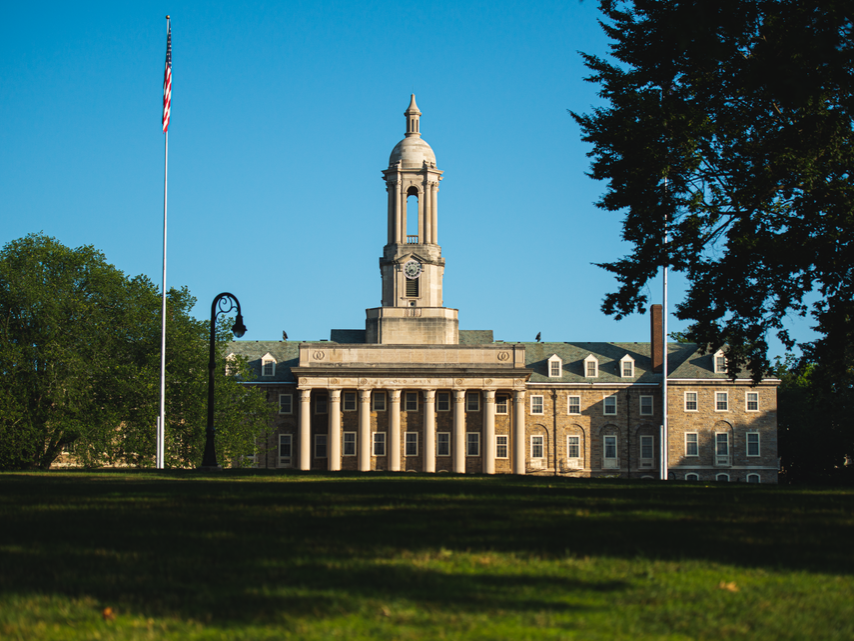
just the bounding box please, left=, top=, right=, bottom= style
left=388, top=95, right=437, bottom=168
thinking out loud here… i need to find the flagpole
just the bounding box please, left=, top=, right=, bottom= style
left=158, top=15, right=172, bottom=470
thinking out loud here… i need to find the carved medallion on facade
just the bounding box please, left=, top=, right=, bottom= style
left=455, top=378, right=464, bottom=385
left=498, top=351, right=510, bottom=361
left=313, top=350, right=325, bottom=360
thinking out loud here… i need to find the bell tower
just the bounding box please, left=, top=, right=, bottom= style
left=365, top=95, right=459, bottom=344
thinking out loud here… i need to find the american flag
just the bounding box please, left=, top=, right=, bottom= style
left=162, top=20, right=172, bottom=133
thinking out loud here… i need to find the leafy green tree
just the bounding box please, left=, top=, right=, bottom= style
left=0, top=233, right=273, bottom=469
left=572, top=0, right=854, bottom=380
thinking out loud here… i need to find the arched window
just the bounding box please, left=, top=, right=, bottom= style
left=685, top=473, right=700, bottom=481
left=716, top=473, right=730, bottom=482
left=406, top=187, right=419, bottom=243
left=747, top=473, right=761, bottom=484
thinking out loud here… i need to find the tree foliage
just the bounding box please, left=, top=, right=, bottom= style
left=0, top=233, right=274, bottom=470
left=573, top=0, right=854, bottom=379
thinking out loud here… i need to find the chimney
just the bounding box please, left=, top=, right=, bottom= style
left=650, top=304, right=663, bottom=373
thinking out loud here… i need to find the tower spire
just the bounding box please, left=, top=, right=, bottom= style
left=405, top=94, right=421, bottom=137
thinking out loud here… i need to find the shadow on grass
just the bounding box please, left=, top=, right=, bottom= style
left=0, top=471, right=851, bottom=624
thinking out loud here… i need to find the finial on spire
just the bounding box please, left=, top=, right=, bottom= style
left=404, top=94, right=422, bottom=138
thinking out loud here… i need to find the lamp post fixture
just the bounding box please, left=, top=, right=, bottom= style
left=200, top=292, right=247, bottom=470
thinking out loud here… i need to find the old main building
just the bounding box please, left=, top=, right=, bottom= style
left=229, top=96, right=779, bottom=483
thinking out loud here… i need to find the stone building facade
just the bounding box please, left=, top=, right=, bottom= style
left=229, top=96, right=779, bottom=483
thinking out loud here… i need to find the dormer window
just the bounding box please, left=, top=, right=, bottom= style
left=620, top=355, right=635, bottom=378
left=225, top=353, right=236, bottom=376
left=261, top=353, right=277, bottom=377
left=584, top=354, right=599, bottom=378
left=547, top=354, right=563, bottom=378
left=714, top=350, right=727, bottom=374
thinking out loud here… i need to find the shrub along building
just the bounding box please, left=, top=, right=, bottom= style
left=229, top=96, right=779, bottom=483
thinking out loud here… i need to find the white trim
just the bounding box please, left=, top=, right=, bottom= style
left=466, top=391, right=480, bottom=412
left=404, top=431, right=419, bottom=457
left=261, top=352, right=277, bottom=377
left=567, top=395, right=581, bottom=415
left=745, top=391, right=759, bottom=412
left=584, top=354, right=599, bottom=378
left=715, top=391, right=729, bottom=412
left=495, top=395, right=509, bottom=415
left=530, top=395, right=544, bottom=415
left=639, top=435, right=654, bottom=465
left=404, top=391, right=419, bottom=412
left=747, top=473, right=761, bottom=483
left=685, top=432, right=699, bottom=457
left=278, top=393, right=293, bottom=415
left=466, top=432, right=481, bottom=457
left=530, top=435, right=545, bottom=459
left=746, top=432, right=761, bottom=457
left=684, top=391, right=698, bottom=412
left=437, top=431, right=451, bottom=457
left=343, top=391, right=357, bottom=412
left=278, top=433, right=293, bottom=468
left=685, top=473, right=700, bottom=481
left=715, top=432, right=730, bottom=467
left=716, top=473, right=730, bottom=482
left=714, top=350, right=727, bottom=374
left=372, top=432, right=386, bottom=457
left=603, top=434, right=618, bottom=468
left=496, top=435, right=509, bottom=459
left=314, top=434, right=328, bottom=459
left=437, top=391, right=451, bottom=412
left=603, top=394, right=617, bottom=416
left=547, top=354, right=563, bottom=378
left=639, top=395, right=653, bottom=416
left=372, top=391, right=387, bottom=412
left=343, top=431, right=357, bottom=456
left=620, top=354, right=635, bottom=378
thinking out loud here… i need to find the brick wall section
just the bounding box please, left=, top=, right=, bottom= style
left=256, top=381, right=778, bottom=484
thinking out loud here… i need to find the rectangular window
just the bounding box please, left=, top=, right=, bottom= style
left=406, top=277, right=419, bottom=297
left=278, top=393, right=293, bottom=415
left=568, top=395, right=580, bottom=415
left=747, top=432, right=760, bottom=457
left=567, top=435, right=580, bottom=459
left=315, top=434, right=327, bottom=459
left=466, top=391, right=480, bottom=412
left=603, top=435, right=618, bottom=468
left=405, top=391, right=419, bottom=412
left=315, top=395, right=328, bottom=415
left=531, top=435, right=544, bottom=459
left=496, top=395, right=509, bottom=414
left=685, top=433, right=698, bottom=457
left=604, top=395, right=617, bottom=416
left=716, top=392, right=728, bottom=411
left=639, top=395, right=653, bottom=416
left=263, top=360, right=275, bottom=376
left=716, top=433, right=729, bottom=457
left=343, top=432, right=357, bottom=456
left=343, top=391, right=357, bottom=411
left=622, top=361, right=633, bottom=377
left=373, top=432, right=386, bottom=457
left=466, top=433, right=480, bottom=457
left=437, top=432, right=451, bottom=457
left=496, top=435, right=509, bottom=459
left=372, top=391, right=386, bottom=411
left=746, top=392, right=759, bottom=412
left=549, top=360, right=562, bottom=377
left=685, top=392, right=698, bottom=412
left=586, top=361, right=597, bottom=377
left=405, top=432, right=418, bottom=457
left=278, top=434, right=292, bottom=467
left=715, top=354, right=726, bottom=373
left=640, top=435, right=654, bottom=460
left=530, top=395, right=544, bottom=415
left=437, top=391, right=451, bottom=412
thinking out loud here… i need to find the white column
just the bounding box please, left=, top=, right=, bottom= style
left=389, top=390, right=401, bottom=472
left=387, top=183, right=394, bottom=245
left=395, top=180, right=403, bottom=243
left=328, top=390, right=341, bottom=471
left=453, top=390, right=466, bottom=473
left=431, top=182, right=439, bottom=244
left=418, top=187, right=425, bottom=243
left=358, top=390, right=371, bottom=472
left=299, top=389, right=311, bottom=471
left=423, top=390, right=436, bottom=473
left=483, top=390, right=496, bottom=474
left=424, top=182, right=432, bottom=244
left=513, top=390, right=526, bottom=475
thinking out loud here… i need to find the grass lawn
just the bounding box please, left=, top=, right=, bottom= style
left=0, top=471, right=852, bottom=640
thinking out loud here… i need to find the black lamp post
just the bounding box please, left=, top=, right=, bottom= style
left=200, top=292, right=247, bottom=470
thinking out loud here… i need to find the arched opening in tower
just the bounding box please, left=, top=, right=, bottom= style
left=406, top=188, right=419, bottom=243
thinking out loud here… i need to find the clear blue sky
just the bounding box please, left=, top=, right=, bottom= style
left=1, top=0, right=814, bottom=357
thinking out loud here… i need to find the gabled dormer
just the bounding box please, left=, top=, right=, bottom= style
left=620, top=354, right=635, bottom=378
left=713, top=349, right=727, bottom=374
left=261, top=352, right=277, bottom=377
left=584, top=354, right=599, bottom=378
left=547, top=354, right=563, bottom=378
